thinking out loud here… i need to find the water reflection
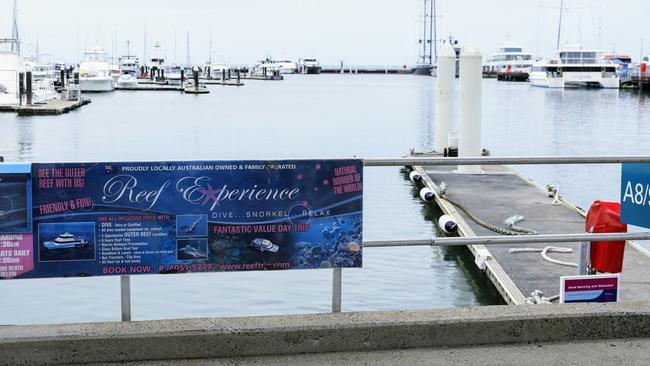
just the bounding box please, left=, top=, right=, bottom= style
left=1, top=75, right=650, bottom=324
left=417, top=78, right=435, bottom=151
left=16, top=119, right=34, bottom=161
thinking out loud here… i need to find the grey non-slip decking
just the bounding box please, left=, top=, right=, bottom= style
left=414, top=163, right=650, bottom=304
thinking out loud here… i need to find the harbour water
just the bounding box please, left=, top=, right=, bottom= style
left=0, top=75, right=649, bottom=325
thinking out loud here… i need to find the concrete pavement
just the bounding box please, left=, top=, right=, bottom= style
left=91, top=338, right=650, bottom=366
left=2, top=301, right=650, bottom=365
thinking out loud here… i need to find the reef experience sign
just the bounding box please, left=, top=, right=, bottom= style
left=0, top=160, right=363, bottom=280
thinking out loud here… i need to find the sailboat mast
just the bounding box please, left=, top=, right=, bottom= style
left=421, top=0, right=427, bottom=64
left=556, top=0, right=564, bottom=49
left=430, top=0, right=435, bottom=63
left=11, top=0, right=20, bottom=53
left=209, top=28, right=212, bottom=64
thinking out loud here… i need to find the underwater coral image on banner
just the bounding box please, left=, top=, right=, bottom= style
left=0, top=160, right=363, bottom=279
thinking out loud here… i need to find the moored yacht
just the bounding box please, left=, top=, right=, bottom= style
left=79, top=46, right=114, bottom=92
left=529, top=47, right=619, bottom=88
left=119, top=55, right=139, bottom=75
left=22, top=58, right=58, bottom=102
left=485, top=42, right=534, bottom=81
left=299, top=58, right=321, bottom=74
left=209, top=60, right=230, bottom=79
left=163, top=64, right=185, bottom=84
left=253, top=58, right=296, bottom=74
left=0, top=50, right=20, bottom=105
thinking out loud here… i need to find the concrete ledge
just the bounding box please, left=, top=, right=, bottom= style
left=2, top=302, right=650, bottom=365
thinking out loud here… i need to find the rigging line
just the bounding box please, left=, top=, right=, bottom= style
left=577, top=0, right=582, bottom=46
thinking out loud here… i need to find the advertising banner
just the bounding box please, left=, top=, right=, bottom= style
left=0, top=159, right=363, bottom=279
left=560, top=274, right=619, bottom=303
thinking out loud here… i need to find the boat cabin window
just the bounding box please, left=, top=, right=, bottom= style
left=559, top=51, right=598, bottom=64
left=502, top=47, right=523, bottom=52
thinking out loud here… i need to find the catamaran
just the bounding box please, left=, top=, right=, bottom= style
left=529, top=47, right=619, bottom=88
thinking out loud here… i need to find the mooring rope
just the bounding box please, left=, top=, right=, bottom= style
left=436, top=183, right=537, bottom=236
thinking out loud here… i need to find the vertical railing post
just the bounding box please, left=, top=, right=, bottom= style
left=120, top=275, right=132, bottom=321
left=332, top=268, right=342, bottom=313
left=578, top=242, right=590, bottom=275
left=579, top=227, right=594, bottom=275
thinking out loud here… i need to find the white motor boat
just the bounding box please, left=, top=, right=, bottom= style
left=485, top=42, right=534, bottom=81
left=0, top=51, right=20, bottom=105
left=299, top=58, right=321, bottom=74
left=163, top=64, right=185, bottom=84
left=529, top=47, right=619, bottom=89
left=43, top=233, right=88, bottom=249
left=209, top=61, right=230, bottom=79
left=116, top=74, right=138, bottom=87
left=119, top=56, right=139, bottom=75
left=253, top=58, right=296, bottom=75
left=275, top=60, right=297, bottom=74
left=79, top=46, right=114, bottom=92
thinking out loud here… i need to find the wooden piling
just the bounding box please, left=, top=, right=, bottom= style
left=25, top=71, right=32, bottom=106
left=18, top=72, right=24, bottom=106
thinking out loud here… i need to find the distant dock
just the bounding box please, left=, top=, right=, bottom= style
left=200, top=79, right=244, bottom=86
left=115, top=84, right=183, bottom=91
left=321, top=65, right=412, bottom=74
left=0, top=98, right=91, bottom=116
left=621, top=76, right=650, bottom=92
left=408, top=153, right=650, bottom=305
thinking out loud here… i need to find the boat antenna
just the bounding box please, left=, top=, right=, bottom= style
left=576, top=0, right=582, bottom=47
left=556, top=0, right=564, bottom=49
left=11, top=0, right=20, bottom=54
left=143, top=21, right=147, bottom=65
left=641, top=38, right=644, bottom=63
left=209, top=28, right=212, bottom=64
left=598, top=0, right=602, bottom=49
left=76, top=23, right=79, bottom=64
left=174, top=29, right=177, bottom=64
left=186, top=31, right=191, bottom=67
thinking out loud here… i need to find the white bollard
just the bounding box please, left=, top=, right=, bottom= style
left=457, top=40, right=483, bottom=174
left=435, top=42, right=456, bottom=153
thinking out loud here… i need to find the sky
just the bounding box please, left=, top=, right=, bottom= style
left=1, top=0, right=648, bottom=66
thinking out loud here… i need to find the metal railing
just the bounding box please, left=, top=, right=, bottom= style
left=3, top=155, right=649, bottom=320
left=364, top=155, right=650, bottom=166
left=322, top=155, right=650, bottom=314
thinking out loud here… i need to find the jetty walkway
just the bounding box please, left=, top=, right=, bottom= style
left=406, top=154, right=650, bottom=305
